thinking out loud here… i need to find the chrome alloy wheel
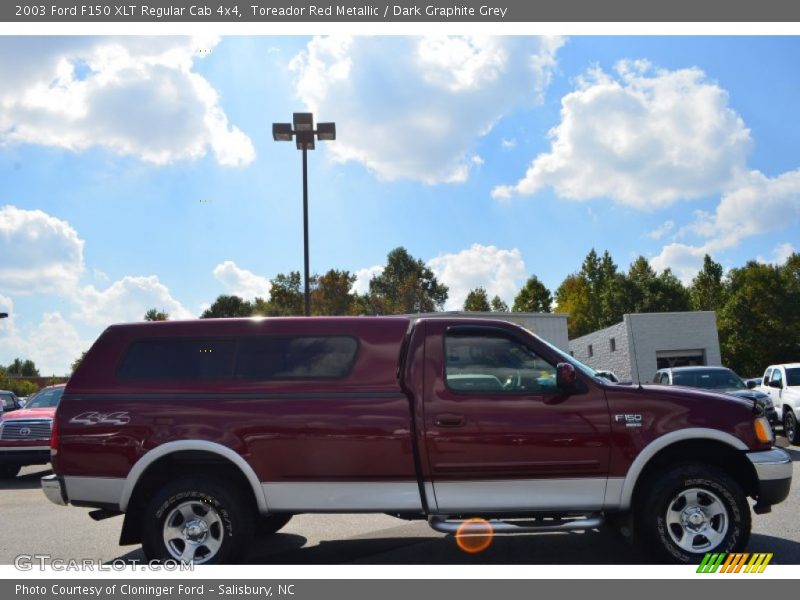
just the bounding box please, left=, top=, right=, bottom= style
left=665, top=487, right=729, bottom=553
left=162, top=501, right=224, bottom=564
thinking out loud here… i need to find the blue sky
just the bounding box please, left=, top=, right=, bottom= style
left=1, top=35, right=799, bottom=374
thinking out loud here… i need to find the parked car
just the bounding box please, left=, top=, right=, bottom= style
left=653, top=366, right=778, bottom=425
left=0, top=389, right=23, bottom=414
left=759, top=363, right=800, bottom=444
left=0, top=384, right=65, bottom=478
left=595, top=370, right=620, bottom=383
left=745, top=378, right=762, bottom=390
left=42, top=317, right=790, bottom=564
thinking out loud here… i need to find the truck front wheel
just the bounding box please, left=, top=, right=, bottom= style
left=638, top=465, right=750, bottom=563
left=141, top=476, right=254, bottom=564
left=783, top=410, right=800, bottom=445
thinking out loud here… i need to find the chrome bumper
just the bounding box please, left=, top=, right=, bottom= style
left=747, top=448, right=793, bottom=507
left=41, top=474, right=68, bottom=506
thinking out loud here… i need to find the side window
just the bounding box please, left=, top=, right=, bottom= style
left=771, top=369, right=783, bottom=387
left=660, top=373, right=670, bottom=385
left=117, top=339, right=237, bottom=380
left=0, top=394, right=13, bottom=410
left=445, top=331, right=557, bottom=394
left=235, top=336, right=358, bottom=379
left=764, top=368, right=773, bottom=382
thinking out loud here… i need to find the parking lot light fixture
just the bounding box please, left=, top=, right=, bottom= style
left=272, top=112, right=337, bottom=317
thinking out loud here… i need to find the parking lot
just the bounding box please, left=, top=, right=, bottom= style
left=2, top=443, right=800, bottom=566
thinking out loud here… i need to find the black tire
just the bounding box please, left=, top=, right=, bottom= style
left=783, top=410, right=800, bottom=445
left=141, top=476, right=254, bottom=564
left=256, top=514, right=292, bottom=537
left=636, top=465, right=750, bottom=563
left=0, top=465, right=21, bottom=479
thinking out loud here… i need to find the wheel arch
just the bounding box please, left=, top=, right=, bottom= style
left=618, top=429, right=753, bottom=510
left=120, top=440, right=267, bottom=513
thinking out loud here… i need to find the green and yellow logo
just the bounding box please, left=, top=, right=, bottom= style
left=697, top=553, right=773, bottom=573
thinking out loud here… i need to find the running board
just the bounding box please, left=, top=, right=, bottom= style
left=428, top=514, right=604, bottom=534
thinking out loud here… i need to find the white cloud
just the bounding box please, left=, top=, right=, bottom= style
left=646, top=220, right=675, bottom=240
left=75, top=276, right=193, bottom=326
left=212, top=260, right=272, bottom=301
left=0, top=205, right=85, bottom=295
left=652, top=169, right=800, bottom=281
left=352, top=265, right=384, bottom=295
left=757, top=243, right=797, bottom=266
left=290, top=36, right=563, bottom=184
left=493, top=61, right=751, bottom=208
left=501, top=138, right=517, bottom=150
left=0, top=301, right=86, bottom=376
left=0, top=37, right=254, bottom=166
left=427, top=244, right=526, bottom=310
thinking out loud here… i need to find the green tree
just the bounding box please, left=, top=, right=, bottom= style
left=490, top=295, right=509, bottom=312
left=6, top=358, right=39, bottom=377
left=625, top=256, right=690, bottom=314
left=555, top=274, right=594, bottom=338
left=512, top=275, right=552, bottom=313
left=368, top=247, right=448, bottom=314
left=718, top=257, right=800, bottom=375
left=71, top=351, right=87, bottom=374
left=689, top=254, right=726, bottom=312
left=201, top=295, right=254, bottom=318
left=144, top=308, right=169, bottom=321
left=312, top=269, right=358, bottom=315
left=259, top=272, right=304, bottom=316
left=464, top=288, right=491, bottom=311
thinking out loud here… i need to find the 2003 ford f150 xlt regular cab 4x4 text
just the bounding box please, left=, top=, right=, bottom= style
left=41, top=317, right=792, bottom=564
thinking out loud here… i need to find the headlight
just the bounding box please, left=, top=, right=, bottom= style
left=754, top=416, right=774, bottom=445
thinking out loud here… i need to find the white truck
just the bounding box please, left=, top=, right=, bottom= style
left=760, top=363, right=800, bottom=444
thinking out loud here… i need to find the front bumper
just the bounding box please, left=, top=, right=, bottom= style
left=0, top=446, right=50, bottom=465
left=41, top=474, right=68, bottom=506
left=747, top=448, right=793, bottom=506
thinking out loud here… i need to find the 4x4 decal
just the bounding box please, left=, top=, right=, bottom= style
left=69, top=411, right=130, bottom=426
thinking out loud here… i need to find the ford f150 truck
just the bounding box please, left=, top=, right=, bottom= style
left=42, top=317, right=792, bottom=564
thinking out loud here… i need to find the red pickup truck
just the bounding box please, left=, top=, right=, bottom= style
left=42, top=317, right=791, bottom=564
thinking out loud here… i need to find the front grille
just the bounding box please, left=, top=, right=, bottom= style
left=0, top=419, right=52, bottom=441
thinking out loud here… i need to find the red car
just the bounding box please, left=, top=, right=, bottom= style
left=0, top=384, right=64, bottom=478
left=41, top=317, right=790, bottom=564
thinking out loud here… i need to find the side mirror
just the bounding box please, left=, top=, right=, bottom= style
left=556, top=362, right=577, bottom=391
left=746, top=380, right=757, bottom=389
left=769, top=379, right=783, bottom=389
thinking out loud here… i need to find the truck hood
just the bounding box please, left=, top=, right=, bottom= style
left=1, top=407, right=56, bottom=421
left=620, top=383, right=756, bottom=410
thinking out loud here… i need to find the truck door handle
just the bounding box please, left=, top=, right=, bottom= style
left=434, top=414, right=465, bottom=428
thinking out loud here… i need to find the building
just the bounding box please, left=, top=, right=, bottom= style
left=412, top=311, right=570, bottom=351
left=568, top=311, right=722, bottom=384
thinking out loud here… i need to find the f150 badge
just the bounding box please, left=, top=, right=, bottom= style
left=69, top=411, right=130, bottom=425
left=614, top=414, right=643, bottom=427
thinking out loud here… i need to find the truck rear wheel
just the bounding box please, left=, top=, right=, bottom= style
left=637, top=465, right=750, bottom=563
left=141, top=476, right=254, bottom=564
left=0, top=465, right=21, bottom=479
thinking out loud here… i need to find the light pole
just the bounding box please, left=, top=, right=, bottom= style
left=272, top=113, right=336, bottom=317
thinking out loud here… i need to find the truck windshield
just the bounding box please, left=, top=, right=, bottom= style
left=24, top=387, right=64, bottom=409
left=523, top=329, right=601, bottom=380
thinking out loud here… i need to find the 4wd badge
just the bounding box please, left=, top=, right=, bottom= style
left=69, top=411, right=130, bottom=426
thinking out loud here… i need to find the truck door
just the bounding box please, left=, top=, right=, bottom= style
left=420, top=322, right=611, bottom=513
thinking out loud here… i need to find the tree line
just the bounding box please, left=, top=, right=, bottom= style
left=136, top=245, right=796, bottom=377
